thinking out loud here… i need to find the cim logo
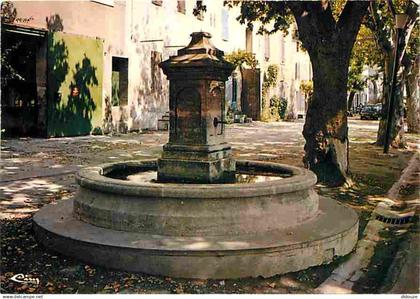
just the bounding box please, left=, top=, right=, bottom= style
left=10, top=273, right=40, bottom=285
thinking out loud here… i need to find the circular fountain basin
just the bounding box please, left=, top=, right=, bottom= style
left=33, top=160, right=359, bottom=279
left=72, top=160, right=319, bottom=236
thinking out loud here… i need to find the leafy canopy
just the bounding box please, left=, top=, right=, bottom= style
left=224, top=49, right=259, bottom=69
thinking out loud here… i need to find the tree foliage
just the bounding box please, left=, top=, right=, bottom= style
left=261, top=64, right=279, bottom=121
left=262, top=64, right=278, bottom=94
left=1, top=1, right=23, bottom=89
left=1, top=41, right=25, bottom=89
left=300, top=80, right=313, bottom=102
left=348, top=25, right=382, bottom=94
left=1, top=1, right=16, bottom=24
left=224, top=50, right=259, bottom=69
left=262, top=64, right=279, bottom=108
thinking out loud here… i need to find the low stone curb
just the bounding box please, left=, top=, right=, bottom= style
left=379, top=225, right=419, bottom=293
left=315, top=152, right=419, bottom=294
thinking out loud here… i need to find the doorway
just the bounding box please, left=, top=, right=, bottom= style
left=1, top=25, right=48, bottom=137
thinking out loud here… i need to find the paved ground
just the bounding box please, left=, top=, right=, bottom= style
left=1, top=118, right=419, bottom=294
left=2, top=118, right=415, bottom=220
left=1, top=120, right=309, bottom=219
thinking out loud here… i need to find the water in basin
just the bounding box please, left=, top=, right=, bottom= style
left=105, top=168, right=292, bottom=184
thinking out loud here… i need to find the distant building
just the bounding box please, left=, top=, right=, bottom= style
left=262, top=25, right=312, bottom=118
left=349, top=66, right=382, bottom=112
left=1, top=0, right=312, bottom=137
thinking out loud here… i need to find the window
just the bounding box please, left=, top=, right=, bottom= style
left=295, top=62, right=300, bottom=80
left=92, top=0, right=114, bottom=6
left=245, top=28, right=253, bottom=53
left=264, top=33, right=270, bottom=61
left=177, top=0, right=185, bottom=14
left=221, top=9, right=229, bottom=41
left=209, top=13, right=215, bottom=27
left=151, top=51, right=162, bottom=92
left=280, top=37, right=285, bottom=63
left=111, top=57, right=128, bottom=106
left=296, top=41, right=300, bottom=52
left=152, top=0, right=163, bottom=6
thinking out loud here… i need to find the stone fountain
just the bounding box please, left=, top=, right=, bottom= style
left=34, top=32, right=358, bottom=279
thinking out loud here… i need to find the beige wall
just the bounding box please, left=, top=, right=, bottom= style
left=10, top=0, right=312, bottom=131
left=125, top=0, right=250, bottom=130
left=261, top=27, right=312, bottom=117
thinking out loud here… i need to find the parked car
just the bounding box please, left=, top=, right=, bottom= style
left=360, top=104, right=382, bottom=120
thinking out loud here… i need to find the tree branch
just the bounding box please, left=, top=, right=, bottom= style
left=289, top=1, right=336, bottom=33
left=386, top=0, right=396, bottom=17
left=399, top=16, right=419, bottom=66
left=366, top=1, right=392, bottom=54
left=337, top=1, right=370, bottom=42
left=287, top=1, right=336, bottom=53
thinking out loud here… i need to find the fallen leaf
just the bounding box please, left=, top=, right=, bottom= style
left=175, top=285, right=184, bottom=294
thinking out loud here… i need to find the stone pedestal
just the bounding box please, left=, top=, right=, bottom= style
left=158, top=32, right=235, bottom=183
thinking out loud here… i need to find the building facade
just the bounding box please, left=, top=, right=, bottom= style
left=1, top=0, right=312, bottom=137
left=262, top=25, right=312, bottom=118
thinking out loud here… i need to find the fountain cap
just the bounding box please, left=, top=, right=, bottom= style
left=177, top=31, right=223, bottom=57
left=159, top=31, right=234, bottom=79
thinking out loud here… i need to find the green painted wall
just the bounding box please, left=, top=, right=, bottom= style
left=47, top=32, right=103, bottom=136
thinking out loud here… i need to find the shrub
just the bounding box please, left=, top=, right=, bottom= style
left=263, top=95, right=288, bottom=121
left=279, top=97, right=288, bottom=119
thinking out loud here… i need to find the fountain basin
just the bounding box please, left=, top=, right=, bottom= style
left=33, top=160, right=358, bottom=279
left=72, top=160, right=319, bottom=236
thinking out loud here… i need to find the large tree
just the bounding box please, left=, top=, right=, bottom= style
left=364, top=0, right=419, bottom=147
left=228, top=1, right=370, bottom=186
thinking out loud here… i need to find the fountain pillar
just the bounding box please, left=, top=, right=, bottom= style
left=158, top=32, right=235, bottom=183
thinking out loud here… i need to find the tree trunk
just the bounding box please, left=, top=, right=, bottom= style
left=376, top=54, right=391, bottom=146
left=348, top=91, right=356, bottom=111
left=376, top=6, right=417, bottom=147
left=391, top=79, right=406, bottom=148
left=406, top=55, right=420, bottom=133
left=288, top=1, right=369, bottom=186
left=303, top=48, right=350, bottom=186
left=376, top=54, right=406, bottom=148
